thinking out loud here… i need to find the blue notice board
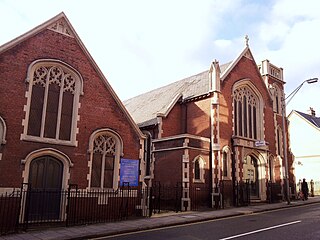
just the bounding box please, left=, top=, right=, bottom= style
left=120, top=158, right=139, bottom=187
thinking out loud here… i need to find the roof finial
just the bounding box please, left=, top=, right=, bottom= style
left=245, top=35, right=249, bottom=47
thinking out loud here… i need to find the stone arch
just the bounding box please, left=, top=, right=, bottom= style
left=21, top=148, right=73, bottom=190
left=232, top=79, right=265, bottom=140
left=88, top=128, right=124, bottom=189
left=0, top=116, right=7, bottom=144
left=192, top=155, right=205, bottom=183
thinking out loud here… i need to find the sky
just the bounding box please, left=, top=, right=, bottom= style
left=1, top=0, right=320, bottom=114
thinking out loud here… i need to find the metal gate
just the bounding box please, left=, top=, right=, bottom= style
left=149, top=182, right=182, bottom=215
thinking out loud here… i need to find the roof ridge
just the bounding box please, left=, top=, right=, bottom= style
left=124, top=69, right=209, bottom=102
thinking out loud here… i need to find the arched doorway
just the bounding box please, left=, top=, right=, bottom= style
left=243, top=155, right=259, bottom=198
left=28, top=156, right=63, bottom=220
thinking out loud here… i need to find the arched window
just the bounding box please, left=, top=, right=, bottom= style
left=222, top=151, right=228, bottom=177
left=0, top=116, right=7, bottom=160
left=88, top=129, right=123, bottom=189
left=221, top=146, right=231, bottom=180
left=272, top=84, right=282, bottom=114
left=143, top=131, right=152, bottom=177
left=233, top=82, right=263, bottom=140
left=193, top=156, right=205, bottom=183
left=195, top=160, right=200, bottom=180
left=22, top=60, right=83, bottom=146
left=0, top=116, right=6, bottom=145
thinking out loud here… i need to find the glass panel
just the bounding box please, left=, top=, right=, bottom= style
left=44, top=83, right=59, bottom=138
left=243, top=96, right=247, bottom=137
left=223, top=152, right=228, bottom=177
left=194, top=160, right=200, bottom=180
left=104, top=155, right=114, bottom=188
left=91, top=153, right=103, bottom=187
left=253, top=106, right=257, bottom=139
left=238, top=101, right=242, bottom=136
left=234, top=99, right=237, bottom=135
left=59, top=92, right=73, bottom=140
left=28, top=85, right=45, bottom=136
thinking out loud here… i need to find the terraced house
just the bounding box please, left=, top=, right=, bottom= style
left=125, top=38, right=294, bottom=209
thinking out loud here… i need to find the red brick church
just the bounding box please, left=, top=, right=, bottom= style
left=0, top=11, right=294, bottom=224
left=125, top=38, right=294, bottom=208
left=0, top=13, right=146, bottom=224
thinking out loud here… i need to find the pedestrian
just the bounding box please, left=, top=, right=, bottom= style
left=301, top=178, right=309, bottom=200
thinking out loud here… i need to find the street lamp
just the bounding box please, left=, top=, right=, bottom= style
left=282, top=77, right=318, bottom=204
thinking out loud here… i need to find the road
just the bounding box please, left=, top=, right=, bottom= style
left=90, top=202, right=320, bottom=240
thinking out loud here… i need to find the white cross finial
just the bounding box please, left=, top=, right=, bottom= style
left=245, top=35, right=249, bottom=46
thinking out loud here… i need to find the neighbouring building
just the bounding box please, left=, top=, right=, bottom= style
left=0, top=12, right=146, bottom=223
left=288, top=108, right=320, bottom=195
left=125, top=39, right=294, bottom=209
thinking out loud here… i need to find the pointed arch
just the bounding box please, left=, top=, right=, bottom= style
left=21, top=148, right=73, bottom=190
left=193, top=155, right=205, bottom=183
left=0, top=116, right=6, bottom=145
left=272, top=84, right=283, bottom=114
left=233, top=79, right=264, bottom=140
left=243, top=150, right=268, bottom=199
left=88, top=128, right=123, bottom=189
left=221, top=146, right=232, bottom=180
left=21, top=59, right=83, bottom=146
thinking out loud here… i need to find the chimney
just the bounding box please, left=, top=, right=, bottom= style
left=308, top=107, right=316, bottom=117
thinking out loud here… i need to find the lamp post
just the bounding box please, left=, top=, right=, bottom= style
left=282, top=78, right=318, bottom=204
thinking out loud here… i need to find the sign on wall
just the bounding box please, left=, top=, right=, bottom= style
left=120, top=158, right=139, bottom=187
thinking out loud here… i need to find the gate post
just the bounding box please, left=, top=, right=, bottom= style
left=65, top=184, right=78, bottom=227
left=21, top=183, right=31, bottom=231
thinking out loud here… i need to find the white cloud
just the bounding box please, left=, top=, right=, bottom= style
left=0, top=0, right=319, bottom=114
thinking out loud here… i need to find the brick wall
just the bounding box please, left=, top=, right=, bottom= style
left=0, top=29, right=141, bottom=188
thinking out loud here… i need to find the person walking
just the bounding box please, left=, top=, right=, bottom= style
left=301, top=178, right=309, bottom=200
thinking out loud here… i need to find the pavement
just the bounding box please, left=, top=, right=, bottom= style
left=1, top=196, right=320, bottom=240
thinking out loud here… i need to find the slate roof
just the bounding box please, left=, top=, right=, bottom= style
left=294, top=110, right=320, bottom=128
left=124, top=62, right=231, bottom=127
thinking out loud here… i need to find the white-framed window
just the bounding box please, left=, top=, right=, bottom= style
left=272, top=84, right=283, bottom=114
left=193, top=156, right=205, bottom=183
left=88, top=129, right=123, bottom=190
left=143, top=131, right=152, bottom=177
left=0, top=116, right=6, bottom=160
left=233, top=81, right=263, bottom=140
left=221, top=146, right=231, bottom=180
left=21, top=59, right=83, bottom=146
left=0, top=116, right=6, bottom=145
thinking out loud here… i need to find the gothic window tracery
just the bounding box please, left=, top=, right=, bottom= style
left=22, top=60, right=82, bottom=146
left=88, top=129, right=122, bottom=190
left=233, top=85, right=260, bottom=139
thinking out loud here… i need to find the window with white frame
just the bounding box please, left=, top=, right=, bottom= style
left=88, top=129, right=122, bottom=189
left=0, top=116, right=6, bottom=160
left=233, top=82, right=263, bottom=140
left=193, top=156, right=205, bottom=183
left=22, top=60, right=83, bottom=146
left=0, top=116, right=6, bottom=145
left=221, top=146, right=231, bottom=179
left=143, top=131, right=152, bottom=177
left=272, top=84, right=282, bottom=114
